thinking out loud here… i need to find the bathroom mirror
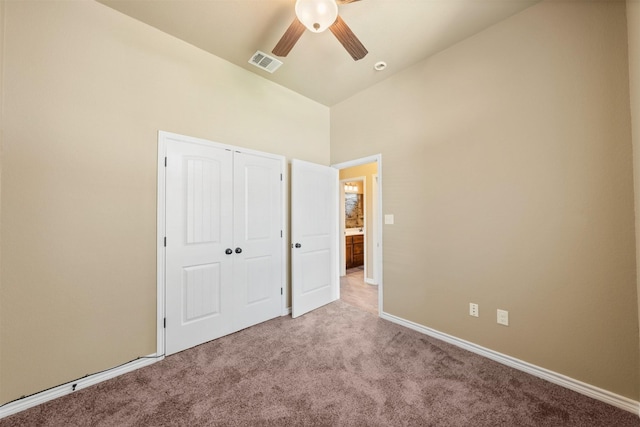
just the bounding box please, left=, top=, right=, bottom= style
left=345, top=193, right=364, bottom=228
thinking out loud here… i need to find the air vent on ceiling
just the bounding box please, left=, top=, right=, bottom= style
left=248, top=50, right=283, bottom=73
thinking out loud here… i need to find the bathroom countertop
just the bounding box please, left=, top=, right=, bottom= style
left=345, top=228, right=364, bottom=236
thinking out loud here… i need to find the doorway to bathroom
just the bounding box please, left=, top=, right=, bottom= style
left=332, top=156, right=382, bottom=316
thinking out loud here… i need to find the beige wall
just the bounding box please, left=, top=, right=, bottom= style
left=3, top=0, right=640, bottom=408
left=0, top=0, right=329, bottom=404
left=628, top=0, right=640, bottom=400
left=340, top=163, right=378, bottom=281
left=331, top=1, right=638, bottom=399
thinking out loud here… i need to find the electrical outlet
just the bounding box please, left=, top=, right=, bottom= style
left=469, top=303, right=479, bottom=317
left=497, top=309, right=509, bottom=326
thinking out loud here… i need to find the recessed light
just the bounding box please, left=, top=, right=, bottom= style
left=374, top=61, right=387, bottom=71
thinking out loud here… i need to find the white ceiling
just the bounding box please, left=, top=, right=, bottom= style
left=98, top=0, right=539, bottom=106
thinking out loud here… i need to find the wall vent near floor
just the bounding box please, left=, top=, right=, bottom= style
left=248, top=51, right=283, bottom=73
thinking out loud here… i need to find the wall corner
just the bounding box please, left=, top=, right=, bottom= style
left=626, top=0, right=640, bottom=404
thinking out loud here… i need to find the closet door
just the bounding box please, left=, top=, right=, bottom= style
left=232, top=151, right=283, bottom=330
left=165, top=140, right=234, bottom=355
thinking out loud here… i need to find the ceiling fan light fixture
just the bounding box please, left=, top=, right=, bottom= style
left=295, top=0, right=338, bottom=33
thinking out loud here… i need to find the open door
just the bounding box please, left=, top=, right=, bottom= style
left=291, top=159, right=339, bottom=318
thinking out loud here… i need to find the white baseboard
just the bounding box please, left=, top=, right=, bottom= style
left=380, top=312, right=639, bottom=415
left=0, top=354, right=162, bottom=420
left=282, top=306, right=292, bottom=316
left=365, top=278, right=377, bottom=285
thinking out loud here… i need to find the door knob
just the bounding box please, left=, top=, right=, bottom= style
left=235, top=247, right=243, bottom=254
left=295, top=243, right=302, bottom=248
left=225, top=248, right=233, bottom=255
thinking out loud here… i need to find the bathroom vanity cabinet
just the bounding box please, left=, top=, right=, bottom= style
left=345, top=234, right=364, bottom=269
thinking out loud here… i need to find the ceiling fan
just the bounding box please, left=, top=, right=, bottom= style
left=272, top=0, right=368, bottom=61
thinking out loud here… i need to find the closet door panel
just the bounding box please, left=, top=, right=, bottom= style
left=233, top=151, right=283, bottom=330
left=165, top=140, right=234, bottom=355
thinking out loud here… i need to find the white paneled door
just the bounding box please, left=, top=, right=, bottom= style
left=165, top=140, right=234, bottom=355
left=232, top=151, right=283, bottom=330
left=291, top=159, right=339, bottom=318
left=164, top=134, right=283, bottom=355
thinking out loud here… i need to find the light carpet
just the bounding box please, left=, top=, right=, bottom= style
left=1, top=301, right=638, bottom=426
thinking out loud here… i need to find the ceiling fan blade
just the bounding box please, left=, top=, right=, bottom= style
left=336, top=0, right=361, bottom=4
left=329, top=15, right=368, bottom=61
left=272, top=18, right=306, bottom=57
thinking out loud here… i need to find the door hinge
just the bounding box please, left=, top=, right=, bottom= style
left=280, top=173, right=283, bottom=181
left=281, top=288, right=283, bottom=295
left=280, top=230, right=283, bottom=238
left=164, top=237, right=166, bottom=247
left=164, top=157, right=167, bottom=167
left=163, top=318, right=166, bottom=328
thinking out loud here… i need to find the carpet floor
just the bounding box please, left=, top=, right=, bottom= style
left=1, top=301, right=638, bottom=426
left=340, top=266, right=378, bottom=315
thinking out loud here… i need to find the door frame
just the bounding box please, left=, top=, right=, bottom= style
left=371, top=173, right=379, bottom=286
left=340, top=176, right=366, bottom=277
left=157, top=131, right=287, bottom=356
left=332, top=154, right=383, bottom=316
